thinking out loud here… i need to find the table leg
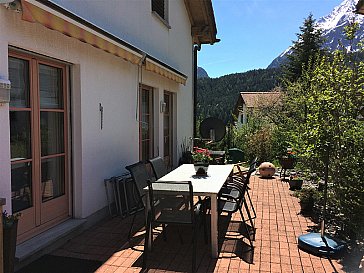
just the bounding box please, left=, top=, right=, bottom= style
left=210, top=193, right=218, bottom=258
left=144, top=194, right=152, bottom=250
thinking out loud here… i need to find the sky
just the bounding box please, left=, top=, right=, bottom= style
left=198, top=0, right=343, bottom=78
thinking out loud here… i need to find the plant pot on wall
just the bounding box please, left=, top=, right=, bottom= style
left=3, top=220, right=18, bottom=273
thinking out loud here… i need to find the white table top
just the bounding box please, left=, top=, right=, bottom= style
left=155, top=164, right=234, bottom=195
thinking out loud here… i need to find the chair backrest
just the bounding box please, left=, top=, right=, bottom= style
left=148, top=156, right=168, bottom=180
left=250, top=157, right=258, bottom=167
left=147, top=181, right=194, bottom=225
left=125, top=162, right=150, bottom=198
left=245, top=161, right=257, bottom=183
left=234, top=160, right=257, bottom=184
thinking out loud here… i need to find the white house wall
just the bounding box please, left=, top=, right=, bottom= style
left=51, top=0, right=192, bottom=70
left=0, top=1, right=194, bottom=219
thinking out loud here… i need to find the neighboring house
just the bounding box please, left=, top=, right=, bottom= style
left=234, top=92, right=281, bottom=127
left=0, top=0, right=218, bottom=254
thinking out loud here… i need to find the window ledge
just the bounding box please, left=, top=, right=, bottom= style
left=152, top=11, right=171, bottom=29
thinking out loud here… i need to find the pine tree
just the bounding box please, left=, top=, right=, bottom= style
left=283, top=14, right=325, bottom=83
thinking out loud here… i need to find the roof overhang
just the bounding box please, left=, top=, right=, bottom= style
left=17, top=0, right=187, bottom=85
left=184, top=0, right=219, bottom=46
left=356, top=0, right=364, bottom=14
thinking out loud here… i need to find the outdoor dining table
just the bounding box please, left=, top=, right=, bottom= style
left=144, top=163, right=234, bottom=258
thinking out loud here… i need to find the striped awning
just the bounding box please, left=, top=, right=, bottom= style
left=20, top=0, right=187, bottom=85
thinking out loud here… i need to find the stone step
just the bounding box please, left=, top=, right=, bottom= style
left=15, top=219, right=87, bottom=271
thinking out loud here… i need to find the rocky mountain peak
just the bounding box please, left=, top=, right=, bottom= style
left=268, top=0, right=364, bottom=68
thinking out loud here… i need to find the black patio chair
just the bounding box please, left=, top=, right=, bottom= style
left=143, top=181, right=207, bottom=272
left=218, top=177, right=254, bottom=249
left=125, top=161, right=152, bottom=240
left=148, top=156, right=168, bottom=180
left=226, top=157, right=258, bottom=218
left=219, top=160, right=257, bottom=240
left=234, top=157, right=258, bottom=220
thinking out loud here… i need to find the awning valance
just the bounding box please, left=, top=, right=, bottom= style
left=145, top=58, right=187, bottom=85
left=20, top=0, right=187, bottom=85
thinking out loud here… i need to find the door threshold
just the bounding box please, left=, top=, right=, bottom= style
left=15, top=219, right=87, bottom=270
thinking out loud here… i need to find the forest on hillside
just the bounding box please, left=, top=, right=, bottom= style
left=196, top=68, right=282, bottom=122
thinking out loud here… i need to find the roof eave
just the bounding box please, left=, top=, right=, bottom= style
left=355, top=0, right=364, bottom=14
left=184, top=0, right=219, bottom=46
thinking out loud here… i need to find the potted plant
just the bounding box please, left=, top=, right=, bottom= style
left=192, top=147, right=212, bottom=176
left=288, top=172, right=303, bottom=190
left=3, top=211, right=21, bottom=273
left=279, top=148, right=297, bottom=169
left=294, top=187, right=316, bottom=213
left=178, top=137, right=193, bottom=165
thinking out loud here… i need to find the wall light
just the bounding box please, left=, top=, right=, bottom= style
left=160, top=100, right=166, bottom=113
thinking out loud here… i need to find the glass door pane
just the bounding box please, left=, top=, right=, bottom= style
left=9, top=57, right=30, bottom=108
left=40, top=112, right=64, bottom=156
left=41, top=157, right=65, bottom=202
left=10, top=111, right=31, bottom=161
left=163, top=92, right=172, bottom=166
left=11, top=163, right=32, bottom=212
left=39, top=64, right=63, bottom=109
left=140, top=87, right=153, bottom=161
left=9, top=56, right=33, bottom=213
left=39, top=63, right=65, bottom=204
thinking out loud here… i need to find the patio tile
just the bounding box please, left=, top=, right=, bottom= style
left=39, top=175, right=352, bottom=273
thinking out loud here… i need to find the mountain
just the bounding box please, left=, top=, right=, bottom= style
left=197, top=68, right=281, bottom=122
left=268, top=0, right=364, bottom=68
left=197, top=67, right=209, bottom=78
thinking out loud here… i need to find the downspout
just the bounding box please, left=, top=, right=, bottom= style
left=193, top=45, right=200, bottom=138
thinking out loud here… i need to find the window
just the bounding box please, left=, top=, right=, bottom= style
left=139, top=86, right=154, bottom=161
left=152, top=0, right=168, bottom=23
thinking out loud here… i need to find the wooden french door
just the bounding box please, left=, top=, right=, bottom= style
left=163, top=92, right=173, bottom=167
left=139, top=85, right=154, bottom=161
left=9, top=51, right=70, bottom=242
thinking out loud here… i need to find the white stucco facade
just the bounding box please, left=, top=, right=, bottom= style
left=0, top=0, right=195, bottom=228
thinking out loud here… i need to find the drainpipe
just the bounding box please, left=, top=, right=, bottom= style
left=193, top=45, right=200, bottom=138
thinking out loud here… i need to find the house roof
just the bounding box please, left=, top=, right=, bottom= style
left=184, top=0, right=220, bottom=45
left=233, top=92, right=282, bottom=115
left=240, top=92, right=281, bottom=108
left=356, top=0, right=364, bottom=14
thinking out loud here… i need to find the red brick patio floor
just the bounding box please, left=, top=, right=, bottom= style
left=52, top=176, right=348, bottom=272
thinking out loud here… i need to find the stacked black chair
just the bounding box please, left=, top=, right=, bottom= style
left=218, top=159, right=258, bottom=246
left=234, top=158, right=258, bottom=220
left=143, top=181, right=207, bottom=272
left=218, top=177, right=254, bottom=248
left=125, top=161, right=152, bottom=240
left=148, top=156, right=168, bottom=180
